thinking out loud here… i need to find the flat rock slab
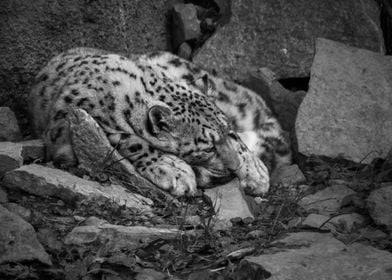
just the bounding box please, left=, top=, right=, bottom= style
left=299, top=185, right=356, bottom=215
left=0, top=107, right=22, bottom=142
left=271, top=164, right=306, bottom=186
left=301, top=213, right=367, bottom=232
left=0, top=205, right=51, bottom=265
left=0, top=142, right=23, bottom=177
left=296, top=38, right=392, bottom=163
left=2, top=164, right=153, bottom=213
left=204, top=180, right=254, bottom=229
left=193, top=0, right=384, bottom=80
left=65, top=223, right=178, bottom=252
left=367, top=185, right=392, bottom=230
left=247, top=232, right=392, bottom=280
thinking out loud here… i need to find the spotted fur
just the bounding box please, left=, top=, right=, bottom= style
left=29, top=48, right=288, bottom=196
left=136, top=52, right=292, bottom=170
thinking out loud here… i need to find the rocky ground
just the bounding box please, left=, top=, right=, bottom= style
left=1, top=0, right=392, bottom=279
left=1, top=105, right=392, bottom=279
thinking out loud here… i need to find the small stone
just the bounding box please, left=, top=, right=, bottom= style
left=177, top=42, right=192, bottom=60
left=172, top=3, right=201, bottom=49
left=73, top=215, right=85, bottom=222
left=0, top=187, right=8, bottom=203
left=246, top=229, right=264, bottom=239
left=0, top=205, right=51, bottom=265
left=0, top=142, right=23, bottom=177
left=301, top=214, right=333, bottom=231
left=329, top=213, right=368, bottom=232
left=359, top=227, right=388, bottom=241
left=230, top=217, right=243, bottom=225
left=37, top=228, right=63, bottom=252
left=4, top=202, right=32, bottom=222
left=204, top=180, right=254, bottom=229
left=271, top=164, right=306, bottom=186
left=299, top=185, right=356, bottom=215
left=287, top=217, right=302, bottom=229
left=0, top=107, right=22, bottom=142
left=367, top=185, right=392, bottom=230
left=242, top=217, right=254, bottom=224
left=21, top=139, right=45, bottom=162
left=254, top=197, right=266, bottom=204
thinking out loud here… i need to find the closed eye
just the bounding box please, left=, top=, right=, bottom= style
left=203, top=146, right=216, bottom=153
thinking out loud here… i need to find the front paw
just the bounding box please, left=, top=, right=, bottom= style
left=138, top=155, right=197, bottom=196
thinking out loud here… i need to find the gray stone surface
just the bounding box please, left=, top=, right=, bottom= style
left=0, top=107, right=22, bottom=141
left=270, top=164, right=306, bottom=186
left=0, top=205, right=51, bottom=265
left=301, top=213, right=367, bottom=232
left=65, top=223, right=178, bottom=252
left=247, top=232, right=392, bottom=280
left=296, top=38, right=392, bottom=163
left=0, top=142, right=23, bottom=177
left=0, top=0, right=178, bottom=121
left=21, top=139, right=45, bottom=162
left=204, top=180, right=254, bottom=229
left=67, top=108, right=163, bottom=196
left=367, top=185, right=392, bottom=230
left=4, top=202, right=32, bottom=222
left=193, top=0, right=384, bottom=81
left=172, top=3, right=201, bottom=49
left=299, top=185, right=356, bottom=215
left=2, top=164, right=153, bottom=213
left=0, top=186, right=8, bottom=203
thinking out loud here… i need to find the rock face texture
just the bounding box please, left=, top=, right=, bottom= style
left=0, top=107, right=22, bottom=141
left=296, top=38, right=392, bottom=164
left=193, top=0, right=384, bottom=81
left=247, top=232, right=392, bottom=280
left=3, top=164, right=153, bottom=212
left=367, top=185, right=392, bottom=230
left=204, top=180, right=254, bottom=228
left=0, top=0, right=177, bottom=122
left=0, top=205, right=52, bottom=265
left=0, top=142, right=23, bottom=177
left=299, top=185, right=356, bottom=215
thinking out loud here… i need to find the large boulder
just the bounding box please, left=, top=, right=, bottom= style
left=0, top=0, right=177, bottom=122
left=296, top=38, right=392, bottom=163
left=193, top=0, right=384, bottom=81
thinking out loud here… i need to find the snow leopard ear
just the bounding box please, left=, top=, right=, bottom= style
left=147, top=105, right=174, bottom=136
left=196, top=74, right=216, bottom=99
